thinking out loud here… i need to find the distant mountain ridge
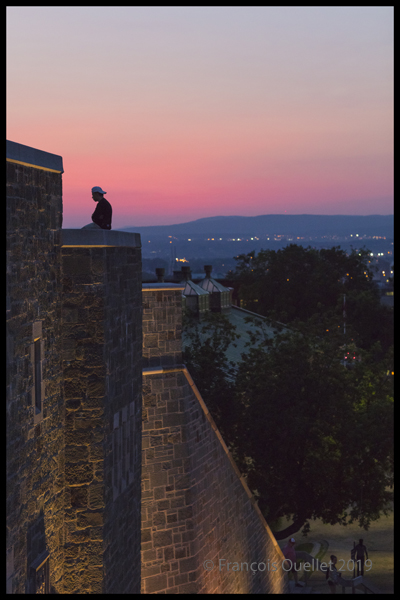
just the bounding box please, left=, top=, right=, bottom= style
left=119, top=214, right=394, bottom=238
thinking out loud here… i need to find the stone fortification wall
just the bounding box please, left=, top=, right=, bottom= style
left=183, top=368, right=286, bottom=594
left=6, top=145, right=65, bottom=593
left=61, top=230, right=142, bottom=593
left=142, top=367, right=198, bottom=593
left=141, top=287, right=287, bottom=594
left=142, top=284, right=184, bottom=368
left=7, top=139, right=286, bottom=595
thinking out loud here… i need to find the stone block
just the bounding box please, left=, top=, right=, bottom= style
left=74, top=415, right=103, bottom=431
left=84, top=566, right=103, bottom=593
left=89, top=442, right=103, bottom=462
left=143, top=333, right=158, bottom=348
left=153, top=486, right=165, bottom=500
left=166, top=513, right=177, bottom=524
left=86, top=375, right=106, bottom=397
left=162, top=413, right=185, bottom=427
left=153, top=530, right=172, bottom=548
left=88, top=484, right=104, bottom=509
left=150, top=435, right=163, bottom=447
left=174, top=573, right=188, bottom=585
left=153, top=511, right=166, bottom=526
left=150, top=471, right=168, bottom=487
left=65, top=397, right=82, bottom=410
left=178, top=506, right=193, bottom=520
left=62, top=255, right=91, bottom=276
left=144, top=573, right=167, bottom=594
left=174, top=474, right=191, bottom=490
left=179, top=582, right=198, bottom=593
left=142, top=564, right=161, bottom=579
left=77, top=510, right=104, bottom=529
left=65, top=462, right=93, bottom=485
left=174, top=443, right=189, bottom=459
left=65, top=445, right=89, bottom=463
left=142, top=548, right=157, bottom=562
left=142, top=528, right=151, bottom=543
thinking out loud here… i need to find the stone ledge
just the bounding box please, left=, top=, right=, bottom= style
left=61, top=229, right=141, bottom=248
left=142, top=283, right=185, bottom=291
left=7, top=140, right=63, bottom=173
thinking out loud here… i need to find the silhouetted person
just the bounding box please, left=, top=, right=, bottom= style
left=354, top=539, right=368, bottom=577
left=82, top=186, right=112, bottom=230
left=282, top=538, right=302, bottom=588
left=326, top=555, right=342, bottom=593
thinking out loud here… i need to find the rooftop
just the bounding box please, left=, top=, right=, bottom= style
left=183, top=305, right=286, bottom=371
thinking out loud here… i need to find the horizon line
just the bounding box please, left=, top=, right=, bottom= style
left=114, top=213, right=394, bottom=230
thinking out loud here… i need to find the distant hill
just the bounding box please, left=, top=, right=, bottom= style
left=118, top=214, right=394, bottom=238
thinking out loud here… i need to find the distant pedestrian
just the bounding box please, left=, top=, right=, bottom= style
left=82, top=186, right=112, bottom=230
left=354, top=539, right=368, bottom=577
left=326, top=555, right=342, bottom=594
left=282, top=538, right=302, bottom=588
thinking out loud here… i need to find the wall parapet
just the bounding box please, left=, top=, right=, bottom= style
left=7, top=140, right=63, bottom=173
left=142, top=286, right=183, bottom=368
left=61, top=228, right=141, bottom=248
left=142, top=283, right=185, bottom=291
left=142, top=365, right=285, bottom=563
left=141, top=364, right=288, bottom=594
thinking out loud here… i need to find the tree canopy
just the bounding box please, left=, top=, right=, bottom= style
left=184, top=244, right=393, bottom=539
left=182, top=310, right=239, bottom=438
left=229, top=244, right=392, bottom=353
left=232, top=327, right=393, bottom=539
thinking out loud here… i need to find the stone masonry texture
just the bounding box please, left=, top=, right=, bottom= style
left=62, top=244, right=142, bottom=593
left=7, top=144, right=142, bottom=594
left=141, top=289, right=286, bottom=594
left=142, top=288, right=183, bottom=368
left=6, top=161, right=65, bottom=593
left=8, top=141, right=286, bottom=595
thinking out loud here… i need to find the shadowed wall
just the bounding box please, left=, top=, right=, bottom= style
left=141, top=286, right=287, bottom=594
left=7, top=146, right=65, bottom=593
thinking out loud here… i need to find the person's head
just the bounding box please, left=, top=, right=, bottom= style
left=359, top=539, right=363, bottom=545
left=91, top=186, right=106, bottom=202
left=289, top=538, right=295, bottom=546
left=330, top=555, right=337, bottom=564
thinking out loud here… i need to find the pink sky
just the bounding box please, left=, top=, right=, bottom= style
left=7, top=7, right=393, bottom=228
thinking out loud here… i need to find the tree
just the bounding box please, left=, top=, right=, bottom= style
left=232, top=325, right=393, bottom=539
left=229, top=245, right=379, bottom=328
left=183, top=244, right=393, bottom=539
left=182, top=311, right=239, bottom=438
left=344, top=289, right=393, bottom=353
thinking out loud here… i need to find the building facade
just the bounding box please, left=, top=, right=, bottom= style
left=7, top=141, right=287, bottom=594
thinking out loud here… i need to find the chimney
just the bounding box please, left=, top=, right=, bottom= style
left=204, top=265, right=212, bottom=279
left=155, top=268, right=165, bottom=283
left=181, top=266, right=191, bottom=281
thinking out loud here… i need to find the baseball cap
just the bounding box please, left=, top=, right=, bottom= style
left=290, top=538, right=296, bottom=543
left=92, top=186, right=107, bottom=194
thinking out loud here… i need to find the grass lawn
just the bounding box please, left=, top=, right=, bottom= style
left=277, top=510, right=394, bottom=594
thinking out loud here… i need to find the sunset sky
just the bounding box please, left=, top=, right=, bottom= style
left=7, top=6, right=393, bottom=229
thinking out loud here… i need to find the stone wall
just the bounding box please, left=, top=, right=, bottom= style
left=142, top=284, right=184, bottom=368
left=7, top=139, right=287, bottom=595
left=184, top=369, right=286, bottom=594
left=141, top=368, right=196, bottom=593
left=141, top=287, right=287, bottom=594
left=61, top=231, right=142, bottom=593
left=6, top=147, right=65, bottom=593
